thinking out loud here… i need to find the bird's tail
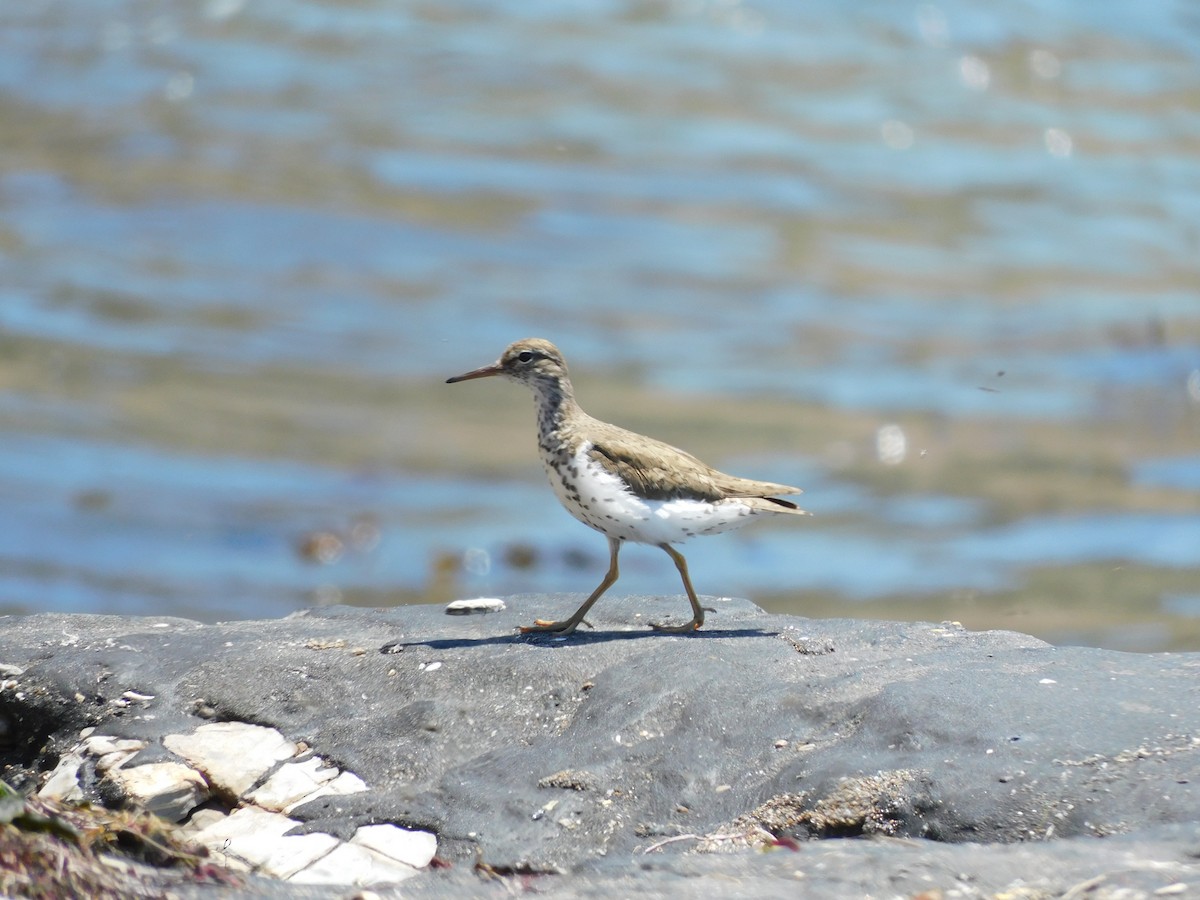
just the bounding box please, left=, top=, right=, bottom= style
left=747, top=496, right=811, bottom=516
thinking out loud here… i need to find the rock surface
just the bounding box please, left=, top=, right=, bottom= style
left=1, top=595, right=1199, bottom=897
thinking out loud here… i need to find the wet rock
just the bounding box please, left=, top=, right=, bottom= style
left=0, top=598, right=1199, bottom=896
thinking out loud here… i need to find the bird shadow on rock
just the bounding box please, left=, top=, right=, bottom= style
left=382, top=627, right=779, bottom=653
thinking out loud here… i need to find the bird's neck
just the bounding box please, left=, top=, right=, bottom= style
left=531, top=375, right=582, bottom=448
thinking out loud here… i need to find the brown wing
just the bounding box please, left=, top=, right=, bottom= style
left=585, top=422, right=804, bottom=509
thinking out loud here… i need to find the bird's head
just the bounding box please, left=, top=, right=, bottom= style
left=446, top=338, right=570, bottom=391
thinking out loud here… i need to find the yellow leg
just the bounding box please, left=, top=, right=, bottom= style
left=650, top=543, right=704, bottom=633
left=520, top=537, right=621, bottom=635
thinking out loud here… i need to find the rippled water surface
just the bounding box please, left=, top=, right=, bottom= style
left=2, top=1, right=1198, bottom=648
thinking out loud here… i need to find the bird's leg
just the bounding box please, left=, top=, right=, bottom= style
left=650, top=543, right=705, bottom=633
left=520, top=538, right=622, bottom=635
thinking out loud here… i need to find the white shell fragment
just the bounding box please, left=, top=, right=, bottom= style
left=36, top=721, right=433, bottom=888
left=193, top=807, right=339, bottom=879
left=164, top=721, right=297, bottom=796
left=106, top=762, right=210, bottom=822
left=38, top=752, right=86, bottom=802
left=83, top=735, right=147, bottom=758
left=289, top=839, right=423, bottom=886
left=351, top=824, right=438, bottom=869
left=282, top=769, right=368, bottom=814
left=445, top=597, right=507, bottom=616
left=85, top=735, right=147, bottom=772
left=247, top=756, right=340, bottom=812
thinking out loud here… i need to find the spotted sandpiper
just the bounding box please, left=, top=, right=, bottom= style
left=447, top=338, right=809, bottom=634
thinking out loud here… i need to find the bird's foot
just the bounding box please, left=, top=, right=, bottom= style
left=649, top=618, right=703, bottom=634
left=519, top=617, right=593, bottom=635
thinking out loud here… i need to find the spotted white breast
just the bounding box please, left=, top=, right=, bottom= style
left=542, top=442, right=760, bottom=546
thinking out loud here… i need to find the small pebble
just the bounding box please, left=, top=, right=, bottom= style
left=194, top=702, right=218, bottom=719
left=445, top=598, right=506, bottom=616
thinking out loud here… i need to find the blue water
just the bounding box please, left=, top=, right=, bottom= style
left=1136, top=457, right=1200, bottom=493
left=0, top=1, right=1197, bottom=644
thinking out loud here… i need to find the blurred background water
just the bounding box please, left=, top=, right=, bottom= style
left=1, top=0, right=1198, bottom=649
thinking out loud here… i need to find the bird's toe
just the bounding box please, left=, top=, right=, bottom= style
left=648, top=619, right=703, bottom=634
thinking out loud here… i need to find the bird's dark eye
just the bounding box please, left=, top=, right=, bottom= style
left=517, top=351, right=534, bottom=363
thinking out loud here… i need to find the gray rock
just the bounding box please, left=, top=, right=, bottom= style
left=1, top=596, right=1199, bottom=897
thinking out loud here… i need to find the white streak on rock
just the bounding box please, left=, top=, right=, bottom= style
left=165, top=721, right=298, bottom=797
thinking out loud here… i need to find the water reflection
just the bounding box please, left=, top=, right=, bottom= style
left=0, top=1, right=1197, bottom=650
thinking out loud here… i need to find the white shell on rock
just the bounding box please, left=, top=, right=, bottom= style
left=106, top=762, right=209, bottom=822
left=247, top=756, right=340, bottom=812
left=282, top=769, right=368, bottom=814
left=38, top=752, right=85, bottom=802
left=83, top=735, right=147, bottom=758
left=164, top=721, right=298, bottom=797
left=350, top=824, right=438, bottom=870
left=193, top=806, right=339, bottom=880
left=288, top=841, right=423, bottom=886
left=444, top=597, right=506, bottom=616
left=85, top=735, right=148, bottom=773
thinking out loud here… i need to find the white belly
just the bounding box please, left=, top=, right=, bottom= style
left=543, top=443, right=758, bottom=545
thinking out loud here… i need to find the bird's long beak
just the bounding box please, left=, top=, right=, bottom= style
left=446, top=360, right=503, bottom=384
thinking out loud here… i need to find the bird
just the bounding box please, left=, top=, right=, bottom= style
left=446, top=338, right=808, bottom=635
